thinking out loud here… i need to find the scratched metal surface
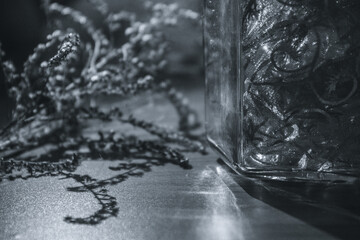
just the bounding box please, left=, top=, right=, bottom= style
left=0, top=87, right=359, bottom=240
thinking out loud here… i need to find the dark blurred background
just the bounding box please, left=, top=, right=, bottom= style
left=0, top=0, right=203, bottom=127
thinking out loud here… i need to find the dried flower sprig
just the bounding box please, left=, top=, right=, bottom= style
left=0, top=0, right=204, bottom=225
left=47, top=32, right=80, bottom=68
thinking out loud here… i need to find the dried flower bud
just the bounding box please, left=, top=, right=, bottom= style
left=48, top=33, right=80, bottom=67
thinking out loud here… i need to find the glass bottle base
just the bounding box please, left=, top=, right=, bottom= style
left=208, top=138, right=360, bottom=183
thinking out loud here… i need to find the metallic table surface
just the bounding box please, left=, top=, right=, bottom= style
left=0, top=88, right=359, bottom=240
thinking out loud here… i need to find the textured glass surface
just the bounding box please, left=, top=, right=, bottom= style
left=205, top=0, right=360, bottom=180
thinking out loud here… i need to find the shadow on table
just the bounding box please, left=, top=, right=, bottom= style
left=217, top=159, right=360, bottom=240
left=0, top=130, right=192, bottom=225
left=63, top=156, right=191, bottom=225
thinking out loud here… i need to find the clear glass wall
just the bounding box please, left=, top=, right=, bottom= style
left=205, top=0, right=360, bottom=180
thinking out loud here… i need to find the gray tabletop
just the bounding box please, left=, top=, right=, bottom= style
left=0, top=87, right=359, bottom=240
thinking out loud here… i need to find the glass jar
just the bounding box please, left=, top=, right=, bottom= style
left=204, top=0, right=360, bottom=181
